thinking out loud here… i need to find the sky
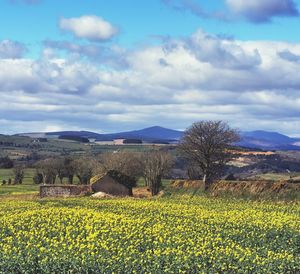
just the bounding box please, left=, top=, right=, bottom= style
left=1, top=0, right=300, bottom=136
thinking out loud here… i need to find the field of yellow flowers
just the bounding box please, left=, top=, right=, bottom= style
left=0, top=196, right=299, bottom=273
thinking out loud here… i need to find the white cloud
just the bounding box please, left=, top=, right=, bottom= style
left=59, top=15, right=118, bottom=41
left=187, top=29, right=262, bottom=70
left=162, top=0, right=299, bottom=23
left=0, top=40, right=27, bottom=59
left=2, top=29, right=300, bottom=136
left=226, top=0, right=299, bottom=22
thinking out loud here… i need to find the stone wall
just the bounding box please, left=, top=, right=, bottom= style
left=40, top=185, right=91, bottom=198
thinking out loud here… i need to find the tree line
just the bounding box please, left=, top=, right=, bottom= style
left=1, top=121, right=240, bottom=195
left=31, top=151, right=173, bottom=196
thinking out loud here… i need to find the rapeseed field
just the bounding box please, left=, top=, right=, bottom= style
left=0, top=196, right=298, bottom=273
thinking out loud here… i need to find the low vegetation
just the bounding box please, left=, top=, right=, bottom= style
left=0, top=196, right=298, bottom=273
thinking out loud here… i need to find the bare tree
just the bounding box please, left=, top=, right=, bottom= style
left=142, top=151, right=173, bottom=196
left=53, top=156, right=76, bottom=184
left=63, top=157, right=76, bottom=184
left=13, top=165, right=25, bottom=184
left=55, top=157, right=66, bottom=184
left=73, top=157, right=99, bottom=185
left=36, top=158, right=58, bottom=184
left=99, top=151, right=143, bottom=180
left=178, top=121, right=240, bottom=191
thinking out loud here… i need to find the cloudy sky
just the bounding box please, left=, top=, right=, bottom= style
left=1, top=0, right=300, bottom=136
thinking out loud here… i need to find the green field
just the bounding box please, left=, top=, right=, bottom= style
left=0, top=169, right=39, bottom=196
left=0, top=168, right=35, bottom=183
left=0, top=184, right=39, bottom=196
left=0, top=134, right=168, bottom=160
left=0, top=196, right=298, bottom=273
left=0, top=135, right=89, bottom=156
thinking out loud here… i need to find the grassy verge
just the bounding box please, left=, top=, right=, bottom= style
left=0, top=185, right=39, bottom=196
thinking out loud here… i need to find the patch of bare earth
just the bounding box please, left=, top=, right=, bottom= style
left=132, top=187, right=152, bottom=198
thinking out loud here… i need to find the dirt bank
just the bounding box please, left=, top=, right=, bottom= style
left=211, top=180, right=300, bottom=196
left=171, top=179, right=300, bottom=198
left=171, top=180, right=202, bottom=188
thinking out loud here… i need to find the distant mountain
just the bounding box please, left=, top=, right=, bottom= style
left=16, top=127, right=300, bottom=150
left=16, top=132, right=48, bottom=138
left=239, top=131, right=300, bottom=150
left=45, top=126, right=183, bottom=142
left=242, top=130, right=294, bottom=144
left=46, top=131, right=102, bottom=139
left=97, top=126, right=183, bottom=141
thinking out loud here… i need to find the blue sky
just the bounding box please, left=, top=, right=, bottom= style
left=1, top=0, right=300, bottom=136
left=3, top=0, right=300, bottom=51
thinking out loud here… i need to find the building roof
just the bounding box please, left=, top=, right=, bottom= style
left=91, top=170, right=136, bottom=189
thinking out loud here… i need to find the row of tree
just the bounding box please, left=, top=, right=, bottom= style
left=32, top=150, right=173, bottom=196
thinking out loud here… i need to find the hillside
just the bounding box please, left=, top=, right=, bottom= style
left=37, top=126, right=183, bottom=142
left=238, top=131, right=300, bottom=150
left=14, top=127, right=300, bottom=150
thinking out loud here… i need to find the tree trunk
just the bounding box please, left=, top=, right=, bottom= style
left=151, top=183, right=157, bottom=196
left=150, top=177, right=161, bottom=196
left=68, top=175, right=73, bottom=184
left=77, top=175, right=83, bottom=184
left=129, top=188, right=133, bottom=196
left=145, top=177, right=149, bottom=187
left=203, top=173, right=213, bottom=191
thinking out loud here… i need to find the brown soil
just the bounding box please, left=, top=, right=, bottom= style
left=132, top=187, right=152, bottom=198
left=171, top=180, right=202, bottom=188
left=210, top=180, right=300, bottom=196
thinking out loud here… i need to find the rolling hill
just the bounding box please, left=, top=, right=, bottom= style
left=45, top=126, right=183, bottom=142
left=238, top=131, right=300, bottom=150
left=15, top=127, right=300, bottom=150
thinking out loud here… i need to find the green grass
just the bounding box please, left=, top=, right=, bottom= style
left=0, top=168, right=82, bottom=196
left=0, top=168, right=35, bottom=184
left=0, top=168, right=39, bottom=195
left=0, top=184, right=39, bottom=196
